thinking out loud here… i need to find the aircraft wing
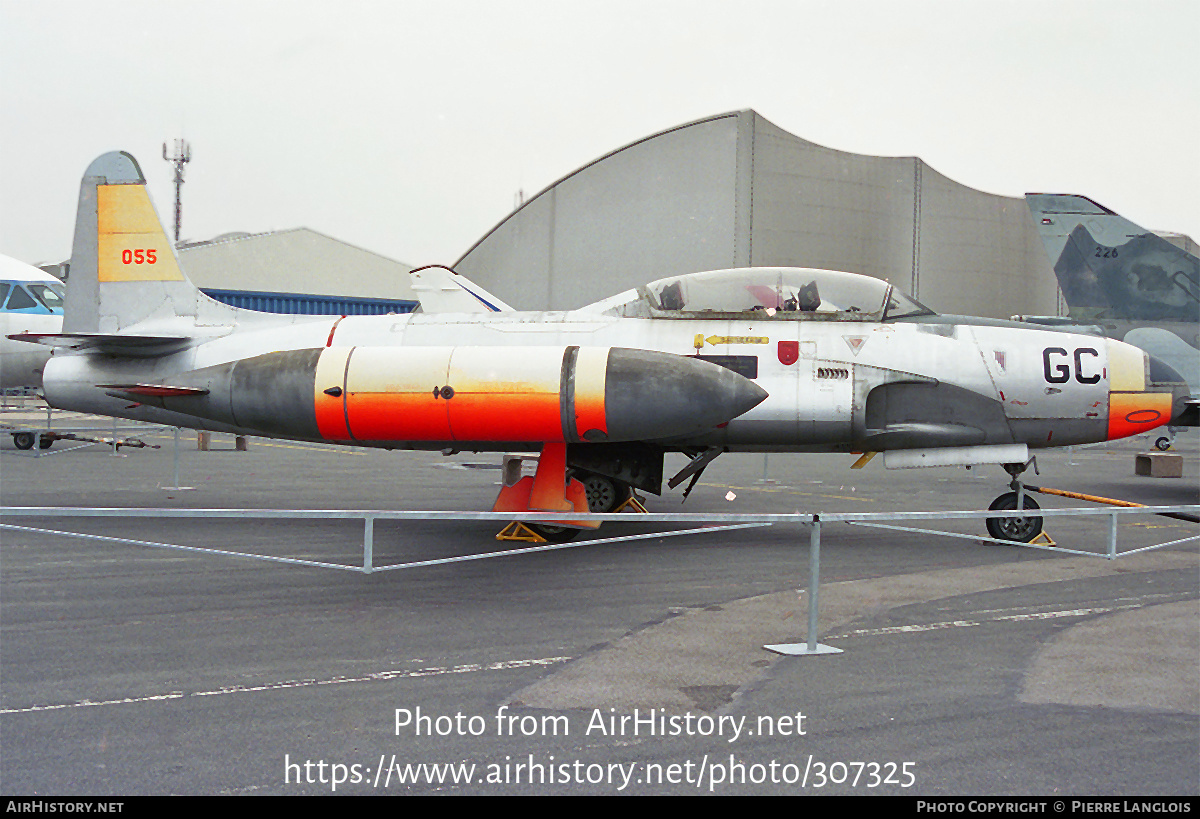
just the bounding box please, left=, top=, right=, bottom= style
left=409, top=266, right=514, bottom=313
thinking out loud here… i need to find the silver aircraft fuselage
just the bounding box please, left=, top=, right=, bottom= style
left=41, top=300, right=1172, bottom=454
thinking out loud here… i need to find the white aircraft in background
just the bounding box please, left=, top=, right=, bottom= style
left=12, top=152, right=1191, bottom=542
left=409, top=265, right=513, bottom=313
left=0, top=256, right=67, bottom=449
left=0, top=255, right=65, bottom=394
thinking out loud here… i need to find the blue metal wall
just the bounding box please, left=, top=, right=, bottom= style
left=202, top=289, right=417, bottom=316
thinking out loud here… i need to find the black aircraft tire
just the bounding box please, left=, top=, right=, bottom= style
left=576, top=471, right=633, bottom=514
left=986, top=492, right=1043, bottom=543
left=1155, top=436, right=1172, bottom=451
left=12, top=432, right=35, bottom=450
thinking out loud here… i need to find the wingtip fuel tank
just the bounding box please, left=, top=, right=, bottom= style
left=86, top=345, right=768, bottom=447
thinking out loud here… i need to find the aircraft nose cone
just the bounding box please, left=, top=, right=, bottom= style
left=601, top=348, right=768, bottom=441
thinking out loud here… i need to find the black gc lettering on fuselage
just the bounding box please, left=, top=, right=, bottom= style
left=1043, top=347, right=1100, bottom=384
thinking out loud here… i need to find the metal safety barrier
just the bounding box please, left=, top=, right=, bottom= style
left=2, top=503, right=1196, bottom=658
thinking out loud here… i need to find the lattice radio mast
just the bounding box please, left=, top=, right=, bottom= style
left=162, top=139, right=192, bottom=244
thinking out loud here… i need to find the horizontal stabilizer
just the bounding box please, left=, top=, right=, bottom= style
left=7, top=332, right=196, bottom=358
left=98, top=383, right=210, bottom=398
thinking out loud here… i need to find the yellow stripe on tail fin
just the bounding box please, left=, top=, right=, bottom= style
left=97, top=184, right=184, bottom=283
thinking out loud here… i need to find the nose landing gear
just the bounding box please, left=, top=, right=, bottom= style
left=987, top=492, right=1043, bottom=542
left=987, top=460, right=1044, bottom=543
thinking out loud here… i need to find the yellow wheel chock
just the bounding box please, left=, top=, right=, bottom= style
left=495, top=522, right=549, bottom=543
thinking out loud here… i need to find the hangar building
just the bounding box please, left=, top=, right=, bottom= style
left=46, top=227, right=419, bottom=316
left=456, top=109, right=1065, bottom=318
left=177, top=228, right=417, bottom=314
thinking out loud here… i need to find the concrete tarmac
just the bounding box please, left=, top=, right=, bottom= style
left=1, top=417, right=1196, bottom=795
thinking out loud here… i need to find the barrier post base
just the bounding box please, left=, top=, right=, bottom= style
left=763, top=642, right=843, bottom=656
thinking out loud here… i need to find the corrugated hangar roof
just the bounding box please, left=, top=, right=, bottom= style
left=451, top=110, right=1086, bottom=319
left=178, top=227, right=416, bottom=301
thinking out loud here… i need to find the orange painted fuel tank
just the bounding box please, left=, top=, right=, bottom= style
left=313, top=345, right=767, bottom=445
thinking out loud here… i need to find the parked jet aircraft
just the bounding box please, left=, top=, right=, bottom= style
left=12, top=152, right=1190, bottom=542
left=409, top=265, right=513, bottom=313
left=0, top=254, right=64, bottom=393
left=0, top=255, right=68, bottom=450
left=1022, top=193, right=1198, bottom=441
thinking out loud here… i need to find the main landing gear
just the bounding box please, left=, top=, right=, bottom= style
left=576, top=471, right=634, bottom=515
left=492, top=443, right=646, bottom=543
left=987, top=460, right=1043, bottom=543
left=520, top=472, right=637, bottom=543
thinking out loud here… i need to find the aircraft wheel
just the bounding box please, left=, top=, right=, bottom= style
left=576, top=471, right=632, bottom=513
left=1155, top=436, right=1172, bottom=451
left=526, top=523, right=580, bottom=543
left=12, top=432, right=35, bottom=450
left=985, top=492, right=1043, bottom=543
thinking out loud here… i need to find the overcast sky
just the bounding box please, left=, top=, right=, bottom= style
left=2, top=0, right=1196, bottom=270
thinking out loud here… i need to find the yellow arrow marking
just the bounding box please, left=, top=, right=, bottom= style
left=706, top=335, right=769, bottom=346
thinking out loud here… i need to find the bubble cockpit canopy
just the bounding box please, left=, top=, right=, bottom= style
left=591, top=267, right=934, bottom=322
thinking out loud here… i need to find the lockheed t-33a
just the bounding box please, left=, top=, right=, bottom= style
left=13, top=152, right=1189, bottom=542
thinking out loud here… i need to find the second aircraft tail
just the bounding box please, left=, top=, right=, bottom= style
left=1025, top=193, right=1199, bottom=324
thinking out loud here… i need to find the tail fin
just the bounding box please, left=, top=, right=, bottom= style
left=1025, top=193, right=1199, bottom=324
left=408, top=265, right=515, bottom=313
left=64, top=151, right=236, bottom=334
